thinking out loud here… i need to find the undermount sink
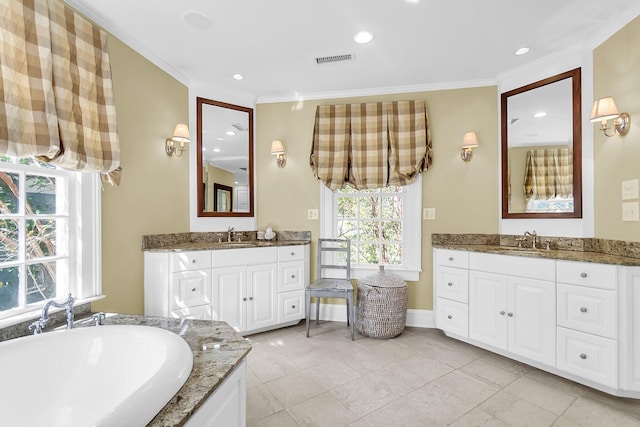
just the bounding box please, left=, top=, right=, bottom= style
left=217, top=242, right=254, bottom=248
left=494, top=246, right=548, bottom=256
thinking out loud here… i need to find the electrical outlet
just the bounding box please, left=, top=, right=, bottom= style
left=308, top=209, right=319, bottom=220
left=622, top=202, right=639, bottom=222
left=622, top=179, right=639, bottom=200
left=423, top=208, right=436, bottom=220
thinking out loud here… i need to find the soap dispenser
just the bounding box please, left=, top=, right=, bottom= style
left=264, top=225, right=275, bottom=240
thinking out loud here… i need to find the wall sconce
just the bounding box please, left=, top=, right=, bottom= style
left=589, top=97, right=631, bottom=137
left=271, top=140, right=287, bottom=168
left=165, top=123, right=190, bottom=157
left=460, top=132, right=479, bottom=162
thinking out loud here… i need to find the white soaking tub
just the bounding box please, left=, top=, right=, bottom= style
left=0, top=324, right=193, bottom=427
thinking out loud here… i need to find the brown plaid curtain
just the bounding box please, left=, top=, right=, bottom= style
left=310, top=100, right=431, bottom=190
left=523, top=148, right=572, bottom=200
left=0, top=0, right=121, bottom=184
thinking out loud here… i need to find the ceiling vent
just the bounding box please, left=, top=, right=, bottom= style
left=314, top=53, right=355, bottom=65
left=232, top=122, right=248, bottom=132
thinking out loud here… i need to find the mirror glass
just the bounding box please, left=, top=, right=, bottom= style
left=197, top=97, right=254, bottom=217
left=501, top=68, right=582, bottom=219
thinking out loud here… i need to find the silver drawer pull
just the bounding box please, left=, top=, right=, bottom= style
left=448, top=257, right=454, bottom=261
left=447, top=282, right=453, bottom=287
left=192, top=288, right=196, bottom=292
left=580, top=307, right=587, bottom=313
left=249, top=297, right=253, bottom=301
left=580, top=353, right=587, bottom=360
left=447, top=315, right=452, bottom=319
left=507, top=312, right=513, bottom=317
left=292, top=305, right=296, bottom=309
left=192, top=259, right=196, bottom=263
left=291, top=252, right=295, bottom=256
left=500, top=311, right=506, bottom=315
left=580, top=272, right=587, bottom=278
left=291, top=275, right=296, bottom=279
left=243, top=297, right=247, bottom=301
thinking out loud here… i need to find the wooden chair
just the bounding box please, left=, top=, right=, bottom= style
left=305, top=238, right=355, bottom=340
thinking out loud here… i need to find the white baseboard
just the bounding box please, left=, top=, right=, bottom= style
left=309, top=303, right=435, bottom=329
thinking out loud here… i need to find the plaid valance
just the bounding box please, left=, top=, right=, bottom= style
left=523, top=148, right=572, bottom=200
left=0, top=0, right=121, bottom=184
left=310, top=100, right=432, bottom=190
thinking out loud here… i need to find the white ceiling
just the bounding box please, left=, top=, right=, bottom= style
left=66, top=0, right=640, bottom=102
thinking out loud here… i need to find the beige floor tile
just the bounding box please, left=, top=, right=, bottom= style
left=431, top=370, right=500, bottom=405
left=302, top=359, right=363, bottom=390
left=461, top=358, right=523, bottom=388
left=580, top=388, right=640, bottom=416
left=397, top=354, right=454, bottom=382
left=479, top=391, right=558, bottom=427
left=249, top=410, right=299, bottom=427
left=415, top=342, right=477, bottom=368
left=249, top=353, right=300, bottom=383
left=330, top=375, right=401, bottom=417
left=246, top=366, right=261, bottom=388
left=480, top=353, right=532, bottom=376
left=504, top=375, right=578, bottom=415
left=522, top=369, right=587, bottom=397
left=349, top=419, right=371, bottom=427
left=405, top=382, right=476, bottom=424
left=550, top=417, right=583, bottom=427
left=449, top=408, right=510, bottom=427
left=363, top=398, right=445, bottom=427
left=246, top=384, right=284, bottom=422
left=265, top=371, right=328, bottom=408
left=288, top=391, right=360, bottom=427
left=562, top=394, right=640, bottom=427
left=366, top=364, right=429, bottom=396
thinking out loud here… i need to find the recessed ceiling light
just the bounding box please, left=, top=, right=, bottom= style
left=533, top=112, right=547, bottom=118
left=226, top=131, right=235, bottom=136
left=354, top=30, right=374, bottom=44
left=233, top=74, right=244, bottom=80
left=515, top=47, right=530, bottom=55
left=202, top=148, right=207, bottom=152
left=216, top=137, right=224, bottom=141
left=213, top=148, right=221, bottom=152
left=183, top=11, right=212, bottom=30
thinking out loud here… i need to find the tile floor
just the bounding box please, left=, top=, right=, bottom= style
left=245, top=321, right=640, bottom=427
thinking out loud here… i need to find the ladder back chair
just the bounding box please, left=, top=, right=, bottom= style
left=305, top=238, right=355, bottom=340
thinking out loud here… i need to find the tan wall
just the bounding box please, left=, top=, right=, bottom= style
left=205, top=164, right=234, bottom=211
left=94, top=35, right=189, bottom=315
left=256, top=87, right=499, bottom=310
left=593, top=16, right=640, bottom=241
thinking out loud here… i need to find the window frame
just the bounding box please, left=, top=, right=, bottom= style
left=0, top=160, right=102, bottom=326
left=320, top=175, right=422, bottom=281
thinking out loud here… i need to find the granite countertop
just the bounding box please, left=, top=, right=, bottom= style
left=142, top=231, right=311, bottom=252
left=76, top=314, right=251, bottom=427
left=432, top=233, right=640, bottom=267
left=145, top=239, right=310, bottom=252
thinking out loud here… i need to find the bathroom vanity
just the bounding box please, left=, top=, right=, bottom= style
left=143, top=232, right=310, bottom=335
left=433, top=234, right=640, bottom=399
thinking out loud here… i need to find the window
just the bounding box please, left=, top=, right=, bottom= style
left=321, top=176, right=422, bottom=281
left=0, top=156, right=101, bottom=323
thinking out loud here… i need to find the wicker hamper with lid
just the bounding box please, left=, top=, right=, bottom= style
left=356, top=266, right=408, bottom=338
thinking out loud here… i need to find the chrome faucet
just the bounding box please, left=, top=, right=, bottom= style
left=28, top=293, right=75, bottom=334
left=524, top=230, right=538, bottom=249
left=227, top=226, right=235, bottom=242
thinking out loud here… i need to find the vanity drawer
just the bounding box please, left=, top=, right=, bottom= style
left=436, top=249, right=469, bottom=269
left=170, top=270, right=212, bottom=310
left=278, top=260, right=305, bottom=292
left=557, top=261, right=616, bottom=290
left=557, top=327, right=617, bottom=388
left=278, top=245, right=306, bottom=261
left=436, top=298, right=468, bottom=338
left=170, top=251, right=212, bottom=272
left=278, top=290, right=305, bottom=324
left=557, top=283, right=616, bottom=339
left=436, top=266, right=469, bottom=303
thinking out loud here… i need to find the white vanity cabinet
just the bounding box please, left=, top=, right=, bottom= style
left=144, top=244, right=309, bottom=335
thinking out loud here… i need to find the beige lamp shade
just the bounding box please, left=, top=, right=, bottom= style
left=172, top=124, right=190, bottom=143
left=462, top=132, right=479, bottom=148
left=271, top=140, right=285, bottom=154
left=590, top=97, right=620, bottom=122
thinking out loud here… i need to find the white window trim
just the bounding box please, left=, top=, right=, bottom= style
left=320, top=175, right=422, bottom=281
left=0, top=165, right=102, bottom=328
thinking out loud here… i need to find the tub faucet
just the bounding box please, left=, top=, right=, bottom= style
left=28, top=293, right=75, bottom=334
left=524, top=230, right=538, bottom=249
left=227, top=226, right=235, bottom=242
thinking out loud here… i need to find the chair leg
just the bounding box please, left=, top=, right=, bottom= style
left=305, top=291, right=311, bottom=338
left=349, top=294, right=355, bottom=341
left=316, top=296, right=320, bottom=325
left=346, top=299, right=350, bottom=327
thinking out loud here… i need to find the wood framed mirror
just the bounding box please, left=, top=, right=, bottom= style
left=196, top=97, right=254, bottom=217
left=501, top=68, right=582, bottom=219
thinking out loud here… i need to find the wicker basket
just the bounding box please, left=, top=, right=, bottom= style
left=356, top=266, right=408, bottom=338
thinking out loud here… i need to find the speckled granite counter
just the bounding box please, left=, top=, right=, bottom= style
left=75, top=314, right=251, bottom=427
left=142, top=231, right=311, bottom=252
left=432, top=233, right=640, bottom=266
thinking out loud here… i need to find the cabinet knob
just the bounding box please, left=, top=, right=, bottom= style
left=447, top=282, right=453, bottom=287
left=192, top=288, right=196, bottom=292
left=249, top=297, right=254, bottom=301
left=448, top=257, right=454, bottom=261
left=243, top=297, right=247, bottom=301
left=447, top=315, right=452, bottom=319
left=192, top=259, right=196, bottom=264
left=500, top=311, right=506, bottom=315
left=507, top=312, right=513, bottom=317
left=580, top=307, right=587, bottom=313
left=291, top=252, right=295, bottom=256
left=291, top=275, right=296, bottom=279
left=580, top=272, right=587, bottom=278
left=580, top=353, right=587, bottom=360
left=292, top=305, right=296, bottom=309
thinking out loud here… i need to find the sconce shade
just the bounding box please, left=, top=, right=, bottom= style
left=271, top=140, right=285, bottom=154
left=590, top=97, right=620, bottom=122
left=462, top=132, right=479, bottom=148
left=172, top=123, right=191, bottom=143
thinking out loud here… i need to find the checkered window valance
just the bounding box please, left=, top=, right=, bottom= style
left=0, top=0, right=121, bottom=184
left=523, top=148, right=573, bottom=200
left=310, top=100, right=432, bottom=190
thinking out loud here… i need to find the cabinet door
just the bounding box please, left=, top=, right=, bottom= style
left=213, top=267, right=246, bottom=332
left=508, top=277, right=556, bottom=366
left=247, top=264, right=278, bottom=331
left=469, top=271, right=508, bottom=350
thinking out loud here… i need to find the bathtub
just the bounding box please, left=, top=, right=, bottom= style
left=0, top=324, right=193, bottom=427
